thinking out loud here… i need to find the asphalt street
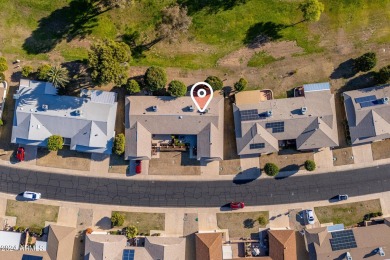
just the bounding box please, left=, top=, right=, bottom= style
left=0, top=164, right=389, bottom=207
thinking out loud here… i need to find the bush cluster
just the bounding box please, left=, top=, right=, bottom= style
left=47, top=135, right=64, bottom=151
left=114, top=133, right=125, bottom=155
left=168, top=80, right=187, bottom=97
left=234, top=78, right=248, bottom=92
left=305, top=160, right=316, bottom=171
left=205, top=76, right=223, bottom=91
left=363, top=212, right=383, bottom=221
left=354, top=52, right=376, bottom=72
left=111, top=212, right=125, bottom=227
left=144, top=66, right=167, bottom=92
left=264, top=163, right=279, bottom=176
left=125, top=79, right=141, bottom=95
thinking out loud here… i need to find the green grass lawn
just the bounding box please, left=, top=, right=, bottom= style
left=248, top=51, right=284, bottom=68
left=314, top=199, right=382, bottom=227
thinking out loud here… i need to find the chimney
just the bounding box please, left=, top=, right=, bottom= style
left=301, top=107, right=307, bottom=115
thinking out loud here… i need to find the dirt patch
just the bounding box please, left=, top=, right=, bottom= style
left=149, top=151, right=201, bottom=175
left=36, top=146, right=91, bottom=171
left=109, top=153, right=128, bottom=174
left=115, top=211, right=165, bottom=235
left=371, top=139, right=390, bottom=160
left=314, top=199, right=382, bottom=227
left=260, top=150, right=314, bottom=172
left=332, top=147, right=354, bottom=166
left=6, top=200, right=59, bottom=228
left=217, top=211, right=268, bottom=239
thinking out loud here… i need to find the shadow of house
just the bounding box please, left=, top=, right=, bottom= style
left=178, top=0, right=248, bottom=14
left=330, top=59, right=357, bottom=80
left=22, top=0, right=100, bottom=54
left=244, top=22, right=286, bottom=48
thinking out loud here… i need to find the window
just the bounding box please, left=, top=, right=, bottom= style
left=250, top=143, right=265, bottom=149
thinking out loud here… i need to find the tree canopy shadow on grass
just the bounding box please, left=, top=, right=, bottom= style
left=243, top=218, right=255, bottom=228
left=244, top=22, right=286, bottom=48
left=23, top=0, right=101, bottom=54
left=330, top=59, right=357, bottom=80
left=178, top=0, right=248, bottom=14
left=339, top=72, right=378, bottom=93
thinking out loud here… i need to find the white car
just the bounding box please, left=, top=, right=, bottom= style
left=305, top=209, right=315, bottom=225
left=22, top=191, right=41, bottom=200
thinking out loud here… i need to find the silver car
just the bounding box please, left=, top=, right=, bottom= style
left=306, top=209, right=315, bottom=225
left=22, top=191, right=41, bottom=200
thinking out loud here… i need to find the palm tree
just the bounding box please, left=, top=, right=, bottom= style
left=47, top=66, right=69, bottom=88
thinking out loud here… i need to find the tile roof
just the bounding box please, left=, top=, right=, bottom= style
left=47, top=225, right=76, bottom=260
left=11, top=80, right=117, bottom=154
left=195, top=232, right=223, bottom=260
left=343, top=84, right=390, bottom=145
left=268, top=230, right=297, bottom=260
left=85, top=234, right=127, bottom=260
left=125, top=96, right=224, bottom=160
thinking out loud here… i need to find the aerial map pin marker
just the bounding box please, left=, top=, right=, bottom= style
left=190, top=82, right=214, bottom=112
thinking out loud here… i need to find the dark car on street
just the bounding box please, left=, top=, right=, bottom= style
left=337, top=194, right=349, bottom=201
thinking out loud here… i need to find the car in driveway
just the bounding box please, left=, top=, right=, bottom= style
left=305, top=209, right=315, bottom=225
left=135, top=160, right=142, bottom=174
left=22, top=191, right=41, bottom=200
left=16, top=147, right=25, bottom=161
left=337, top=194, right=348, bottom=201
left=230, top=202, right=245, bottom=210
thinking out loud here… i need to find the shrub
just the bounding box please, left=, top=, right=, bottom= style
left=125, top=225, right=138, bottom=239
left=264, top=163, right=279, bottom=176
left=21, top=66, right=34, bottom=78
left=168, top=80, right=187, bottom=97
left=0, top=62, right=8, bottom=72
left=125, top=79, right=141, bottom=95
left=376, top=65, right=390, bottom=84
left=17, top=226, right=26, bottom=232
left=205, top=76, right=223, bottom=91
left=234, top=78, right=248, bottom=92
left=257, top=215, right=267, bottom=226
left=0, top=72, right=5, bottom=82
left=305, top=160, right=316, bottom=171
left=114, top=133, right=125, bottom=155
left=111, top=212, right=125, bottom=227
left=354, top=52, right=377, bottom=72
left=29, top=226, right=43, bottom=236
left=378, top=212, right=383, bottom=216
left=47, top=135, right=64, bottom=151
left=0, top=119, right=3, bottom=126
left=144, top=66, right=167, bottom=91
left=37, top=64, right=51, bottom=80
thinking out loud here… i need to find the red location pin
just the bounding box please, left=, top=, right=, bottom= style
left=190, top=82, right=214, bottom=112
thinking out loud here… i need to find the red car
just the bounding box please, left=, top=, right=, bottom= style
left=135, top=160, right=142, bottom=174
left=230, top=202, right=245, bottom=210
left=16, top=147, right=25, bottom=162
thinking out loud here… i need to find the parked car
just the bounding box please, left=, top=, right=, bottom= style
left=337, top=194, right=349, bottom=201
left=230, top=202, right=245, bottom=210
left=305, top=209, right=315, bottom=225
left=22, top=191, right=41, bottom=200
left=16, top=147, right=25, bottom=161
left=135, top=160, right=142, bottom=174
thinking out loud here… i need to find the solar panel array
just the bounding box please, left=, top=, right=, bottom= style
left=250, top=143, right=265, bottom=149
left=265, top=122, right=285, bottom=133
left=330, top=230, right=357, bottom=251
left=354, top=95, right=384, bottom=109
left=123, top=249, right=135, bottom=260
left=240, top=109, right=259, bottom=121
left=354, top=95, right=376, bottom=104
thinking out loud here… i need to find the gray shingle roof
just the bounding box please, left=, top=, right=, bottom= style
left=125, top=96, right=224, bottom=160
left=11, top=80, right=117, bottom=154
left=85, top=234, right=127, bottom=260
left=343, top=84, right=390, bottom=144
left=234, top=84, right=338, bottom=155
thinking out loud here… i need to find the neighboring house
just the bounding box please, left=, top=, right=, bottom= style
left=11, top=79, right=117, bottom=154
left=85, top=234, right=186, bottom=260
left=268, top=229, right=309, bottom=260
left=305, top=222, right=390, bottom=259
left=125, top=96, right=224, bottom=161
left=195, top=232, right=223, bottom=260
left=233, top=83, right=338, bottom=155
left=343, top=84, right=390, bottom=145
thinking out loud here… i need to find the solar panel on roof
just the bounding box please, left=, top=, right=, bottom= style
left=250, top=143, right=265, bottom=149
left=123, top=249, right=135, bottom=260
left=330, top=230, right=357, bottom=251
left=240, top=109, right=259, bottom=121
left=360, top=99, right=381, bottom=108
left=265, top=122, right=285, bottom=133
left=355, top=95, right=376, bottom=104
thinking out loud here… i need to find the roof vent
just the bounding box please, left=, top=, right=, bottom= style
left=346, top=252, right=352, bottom=260
left=152, top=106, right=158, bottom=112
left=378, top=247, right=385, bottom=256
left=42, top=104, right=48, bottom=111
left=37, top=125, right=40, bottom=129
left=267, top=110, right=273, bottom=117
left=382, top=97, right=389, bottom=104
left=301, top=106, right=307, bottom=115
left=179, top=116, right=183, bottom=119
left=189, top=105, right=194, bottom=112
left=75, top=110, right=83, bottom=116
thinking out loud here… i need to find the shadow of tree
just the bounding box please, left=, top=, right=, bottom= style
left=61, top=61, right=92, bottom=95
left=178, top=0, right=248, bottom=14
left=23, top=0, right=101, bottom=54
left=243, top=218, right=255, bottom=228
left=339, top=72, right=378, bottom=93
left=330, top=58, right=357, bottom=80
left=244, top=22, right=286, bottom=48
left=233, top=167, right=261, bottom=184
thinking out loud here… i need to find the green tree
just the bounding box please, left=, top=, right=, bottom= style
left=125, top=79, right=141, bottom=95
left=234, top=78, right=248, bottom=92
left=299, top=0, right=324, bottom=22
left=0, top=72, right=5, bottom=82
left=114, top=133, right=125, bottom=155
left=37, top=64, right=52, bottom=81
left=125, top=225, right=138, bottom=239
left=21, top=66, right=34, bottom=78
left=47, top=66, right=69, bottom=88
left=111, top=212, right=125, bottom=226
left=0, top=62, right=8, bottom=72
left=354, top=52, right=377, bottom=72
left=264, top=163, right=279, bottom=177
left=205, top=76, right=223, bottom=91
left=144, top=66, right=167, bottom=91
left=376, top=65, right=390, bottom=84
left=88, top=39, right=131, bottom=85
left=304, top=160, right=316, bottom=171
left=47, top=135, right=64, bottom=151
left=168, top=80, right=187, bottom=97
left=257, top=215, right=267, bottom=226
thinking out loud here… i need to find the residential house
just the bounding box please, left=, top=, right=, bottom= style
left=305, top=223, right=390, bottom=259
left=11, top=79, right=117, bottom=154
left=195, top=232, right=223, bottom=260
left=125, top=96, right=224, bottom=161
left=85, top=233, right=127, bottom=260
left=343, top=84, right=390, bottom=145
left=233, top=83, right=338, bottom=155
